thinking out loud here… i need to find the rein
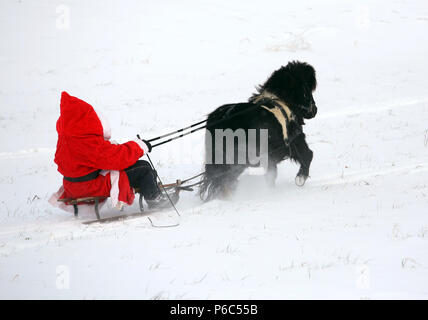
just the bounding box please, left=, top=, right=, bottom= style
left=146, top=103, right=262, bottom=148
left=144, top=91, right=301, bottom=149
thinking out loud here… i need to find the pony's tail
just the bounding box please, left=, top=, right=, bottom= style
left=198, top=167, right=218, bottom=202
left=199, top=106, right=232, bottom=202
left=198, top=170, right=210, bottom=202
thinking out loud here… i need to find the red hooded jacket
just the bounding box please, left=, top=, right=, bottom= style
left=50, top=92, right=148, bottom=212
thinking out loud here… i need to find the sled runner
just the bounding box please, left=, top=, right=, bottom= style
left=58, top=179, right=193, bottom=224
left=82, top=209, right=157, bottom=225
left=57, top=196, right=107, bottom=220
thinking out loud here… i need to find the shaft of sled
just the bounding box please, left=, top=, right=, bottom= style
left=147, top=119, right=208, bottom=142
left=152, top=125, right=207, bottom=148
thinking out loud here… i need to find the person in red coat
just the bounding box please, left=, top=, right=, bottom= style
left=49, top=91, right=177, bottom=214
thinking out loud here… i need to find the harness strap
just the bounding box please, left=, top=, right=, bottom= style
left=64, top=169, right=101, bottom=183
left=253, top=94, right=304, bottom=148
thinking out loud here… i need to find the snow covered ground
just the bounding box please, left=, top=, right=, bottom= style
left=1, top=0, right=428, bottom=299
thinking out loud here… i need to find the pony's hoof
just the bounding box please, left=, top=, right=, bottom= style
left=295, top=175, right=307, bottom=187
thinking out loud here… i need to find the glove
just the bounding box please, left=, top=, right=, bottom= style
left=142, top=139, right=152, bottom=153
left=136, top=135, right=152, bottom=153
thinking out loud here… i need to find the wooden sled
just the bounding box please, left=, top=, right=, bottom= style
left=57, top=180, right=189, bottom=221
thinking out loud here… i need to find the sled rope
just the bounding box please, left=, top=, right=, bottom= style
left=181, top=172, right=204, bottom=184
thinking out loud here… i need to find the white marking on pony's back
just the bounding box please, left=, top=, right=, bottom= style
left=253, top=90, right=295, bottom=141
left=261, top=105, right=288, bottom=140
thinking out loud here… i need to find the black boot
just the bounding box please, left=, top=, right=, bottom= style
left=146, top=190, right=179, bottom=210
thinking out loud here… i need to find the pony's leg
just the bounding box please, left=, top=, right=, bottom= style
left=265, top=160, right=278, bottom=188
left=219, top=165, right=246, bottom=198
left=292, top=136, right=313, bottom=186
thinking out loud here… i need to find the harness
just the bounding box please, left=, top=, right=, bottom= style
left=251, top=91, right=302, bottom=145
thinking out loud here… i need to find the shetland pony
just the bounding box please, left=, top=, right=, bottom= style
left=199, top=61, right=317, bottom=201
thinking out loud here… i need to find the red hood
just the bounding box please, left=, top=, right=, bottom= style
left=57, top=92, right=103, bottom=137
left=56, top=92, right=110, bottom=139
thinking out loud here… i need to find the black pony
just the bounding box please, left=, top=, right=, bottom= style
left=199, top=61, right=318, bottom=201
